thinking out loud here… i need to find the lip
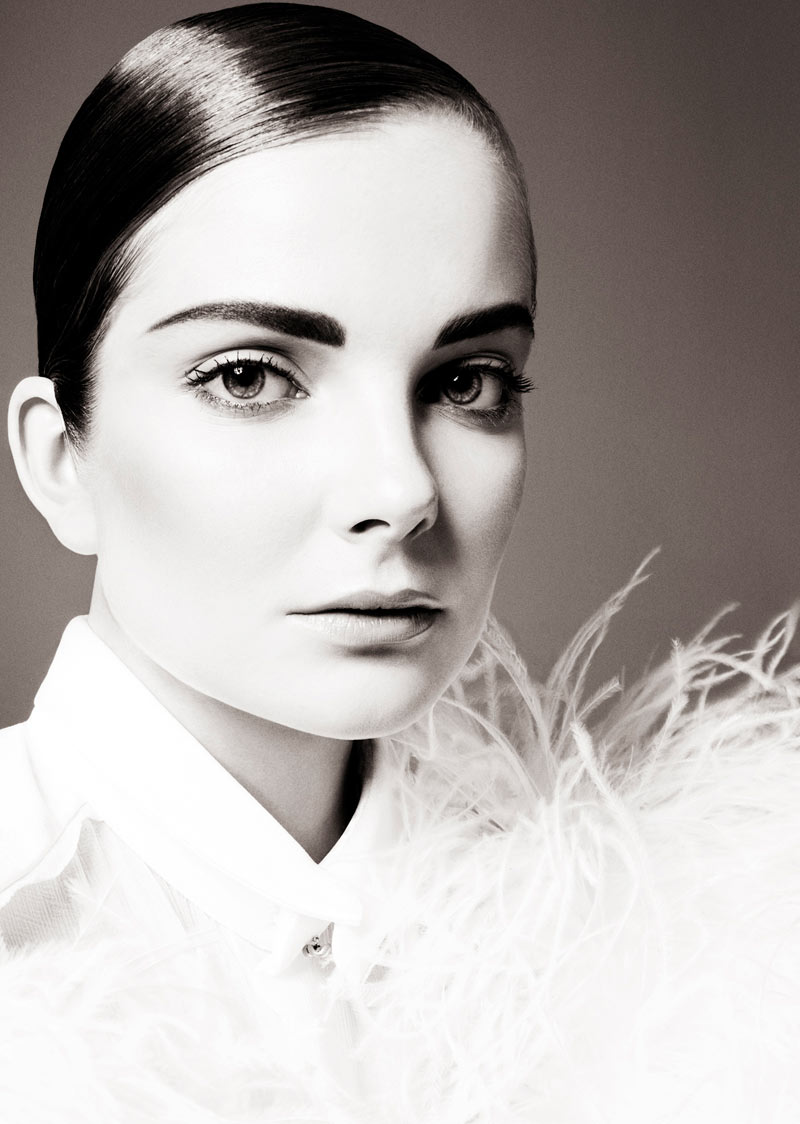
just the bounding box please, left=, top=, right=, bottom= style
left=298, top=588, right=442, bottom=614
left=289, top=589, right=442, bottom=646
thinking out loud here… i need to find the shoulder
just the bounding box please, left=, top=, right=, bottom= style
left=0, top=719, right=85, bottom=907
left=0, top=718, right=28, bottom=764
left=375, top=610, right=800, bottom=1120
left=0, top=720, right=43, bottom=855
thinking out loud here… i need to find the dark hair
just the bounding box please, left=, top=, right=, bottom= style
left=34, top=3, right=535, bottom=445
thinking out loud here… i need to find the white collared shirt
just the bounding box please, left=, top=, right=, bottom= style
left=0, top=618, right=399, bottom=1110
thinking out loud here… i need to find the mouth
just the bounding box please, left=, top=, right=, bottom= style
left=289, top=589, right=442, bottom=646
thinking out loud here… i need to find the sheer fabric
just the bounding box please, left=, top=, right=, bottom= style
left=2, top=588, right=800, bottom=1121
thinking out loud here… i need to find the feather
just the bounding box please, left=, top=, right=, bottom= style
left=1, top=562, right=799, bottom=1121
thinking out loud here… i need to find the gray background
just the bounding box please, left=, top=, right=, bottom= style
left=1, top=0, right=798, bottom=725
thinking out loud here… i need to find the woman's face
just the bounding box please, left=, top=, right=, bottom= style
left=81, top=114, right=533, bottom=738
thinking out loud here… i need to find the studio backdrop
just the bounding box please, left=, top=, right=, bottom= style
left=1, top=0, right=798, bottom=725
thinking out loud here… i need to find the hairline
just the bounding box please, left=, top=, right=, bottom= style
left=59, top=101, right=532, bottom=452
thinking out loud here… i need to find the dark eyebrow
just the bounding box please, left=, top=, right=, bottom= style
left=433, top=302, right=535, bottom=349
left=148, top=301, right=346, bottom=347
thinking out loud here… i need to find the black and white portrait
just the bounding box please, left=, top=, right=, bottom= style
left=1, top=2, right=798, bottom=1120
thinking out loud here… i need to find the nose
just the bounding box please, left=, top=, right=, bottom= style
left=329, top=401, right=439, bottom=545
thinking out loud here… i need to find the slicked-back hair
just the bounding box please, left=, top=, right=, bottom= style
left=34, top=3, right=535, bottom=444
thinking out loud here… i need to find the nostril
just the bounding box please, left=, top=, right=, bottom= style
left=350, top=518, right=391, bottom=534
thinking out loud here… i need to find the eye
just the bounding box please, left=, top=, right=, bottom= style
left=185, top=349, right=307, bottom=412
left=419, top=358, right=533, bottom=412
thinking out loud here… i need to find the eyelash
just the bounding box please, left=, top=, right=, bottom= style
left=183, top=350, right=535, bottom=420
left=424, top=362, right=535, bottom=425
left=184, top=351, right=305, bottom=415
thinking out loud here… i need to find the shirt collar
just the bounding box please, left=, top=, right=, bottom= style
left=27, top=617, right=396, bottom=970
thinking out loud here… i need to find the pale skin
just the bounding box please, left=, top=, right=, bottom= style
left=9, top=114, right=534, bottom=861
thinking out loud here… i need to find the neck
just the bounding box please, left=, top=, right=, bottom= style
left=88, top=592, right=356, bottom=863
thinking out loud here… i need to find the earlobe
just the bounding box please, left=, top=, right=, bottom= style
left=7, top=376, right=98, bottom=556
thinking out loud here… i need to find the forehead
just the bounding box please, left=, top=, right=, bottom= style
left=117, top=114, right=531, bottom=341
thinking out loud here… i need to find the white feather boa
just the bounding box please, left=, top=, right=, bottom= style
left=2, top=562, right=799, bottom=1122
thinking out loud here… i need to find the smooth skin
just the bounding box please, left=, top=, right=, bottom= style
left=9, top=114, right=534, bottom=859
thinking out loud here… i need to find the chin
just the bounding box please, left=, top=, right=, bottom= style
left=196, top=615, right=488, bottom=741
left=245, top=662, right=458, bottom=742
left=310, top=689, right=446, bottom=741
left=323, top=696, right=438, bottom=742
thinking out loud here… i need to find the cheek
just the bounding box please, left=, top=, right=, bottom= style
left=435, top=425, right=526, bottom=581
left=87, top=410, right=313, bottom=611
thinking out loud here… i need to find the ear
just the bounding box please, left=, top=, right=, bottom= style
left=7, top=376, right=98, bottom=556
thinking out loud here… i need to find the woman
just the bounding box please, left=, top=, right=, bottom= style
left=1, top=5, right=798, bottom=1121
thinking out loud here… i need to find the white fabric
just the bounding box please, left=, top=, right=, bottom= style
left=0, top=618, right=396, bottom=1114
left=1, top=577, right=799, bottom=1122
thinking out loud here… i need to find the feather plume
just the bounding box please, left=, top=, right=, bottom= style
left=2, top=563, right=799, bottom=1121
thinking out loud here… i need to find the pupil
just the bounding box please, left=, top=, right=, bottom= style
left=446, top=371, right=481, bottom=404
left=222, top=364, right=265, bottom=399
